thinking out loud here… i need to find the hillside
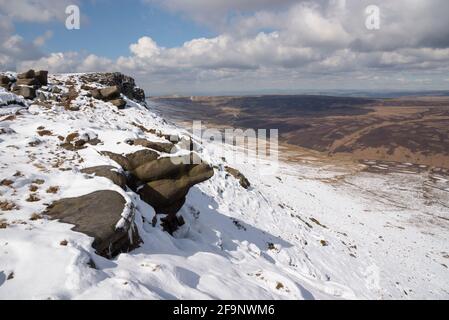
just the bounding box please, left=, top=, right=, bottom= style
left=0, top=71, right=448, bottom=299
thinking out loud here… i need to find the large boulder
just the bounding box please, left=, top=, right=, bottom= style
left=132, top=156, right=195, bottom=182
left=101, top=149, right=214, bottom=234
left=100, top=86, right=121, bottom=100
left=81, top=166, right=127, bottom=190
left=125, top=149, right=159, bottom=170
left=139, top=164, right=214, bottom=206
left=17, top=69, right=35, bottom=79
left=138, top=163, right=213, bottom=233
left=12, top=86, right=36, bottom=100
left=101, top=149, right=159, bottom=171
left=138, top=163, right=214, bottom=213
left=16, top=78, right=38, bottom=86
left=82, top=72, right=145, bottom=102
left=45, top=190, right=140, bottom=258
left=129, top=138, right=175, bottom=154
left=15, top=69, right=48, bottom=87
left=90, top=88, right=102, bottom=100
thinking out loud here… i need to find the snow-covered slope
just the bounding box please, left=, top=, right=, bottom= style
left=0, top=73, right=448, bottom=299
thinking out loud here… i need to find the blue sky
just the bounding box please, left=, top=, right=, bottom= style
left=14, top=0, right=213, bottom=58
left=1, top=0, right=449, bottom=95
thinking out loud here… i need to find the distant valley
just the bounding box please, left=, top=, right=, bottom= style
left=150, top=95, right=449, bottom=169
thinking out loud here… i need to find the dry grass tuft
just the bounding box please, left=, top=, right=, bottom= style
left=46, top=186, right=59, bottom=194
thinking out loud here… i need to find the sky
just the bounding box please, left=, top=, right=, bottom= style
left=1, top=0, right=449, bottom=95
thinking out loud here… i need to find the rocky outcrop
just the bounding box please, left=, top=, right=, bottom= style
left=102, top=149, right=214, bottom=233
left=45, top=190, right=141, bottom=258
left=89, top=85, right=126, bottom=109
left=13, top=69, right=48, bottom=100
left=82, top=72, right=146, bottom=102
left=138, top=163, right=214, bottom=212
left=81, top=166, right=127, bottom=190
left=1, top=69, right=48, bottom=100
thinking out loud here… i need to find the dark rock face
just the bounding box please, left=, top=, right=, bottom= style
left=128, top=138, right=175, bottom=153
left=81, top=166, right=127, bottom=190
left=0, top=75, right=10, bottom=89
left=225, top=166, right=251, bottom=189
left=82, top=73, right=146, bottom=102
left=35, top=71, right=48, bottom=86
left=45, top=190, right=141, bottom=258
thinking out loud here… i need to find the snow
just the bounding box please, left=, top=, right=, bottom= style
left=1, top=74, right=448, bottom=300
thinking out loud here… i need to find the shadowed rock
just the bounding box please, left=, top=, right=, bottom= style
left=81, top=166, right=127, bottom=189
left=90, top=88, right=102, bottom=100
left=101, top=151, right=132, bottom=171
left=100, top=86, right=121, bottom=100
left=138, top=163, right=214, bottom=217
left=45, top=190, right=141, bottom=258
left=35, top=71, right=48, bottom=86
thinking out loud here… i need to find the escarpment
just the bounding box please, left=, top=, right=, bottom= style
left=1, top=70, right=214, bottom=259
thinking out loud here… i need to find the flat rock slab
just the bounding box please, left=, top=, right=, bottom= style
left=130, top=138, right=175, bottom=154
left=45, top=190, right=140, bottom=258
left=132, top=156, right=195, bottom=182
left=81, top=166, right=127, bottom=190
